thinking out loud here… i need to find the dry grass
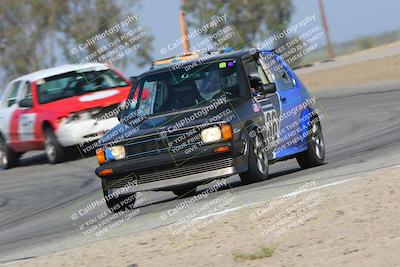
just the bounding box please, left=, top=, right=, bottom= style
left=232, top=245, right=275, bottom=261
left=299, top=51, right=400, bottom=90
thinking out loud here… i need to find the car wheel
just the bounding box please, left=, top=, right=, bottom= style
left=296, top=117, right=325, bottom=168
left=239, top=132, right=269, bottom=185
left=102, top=179, right=136, bottom=213
left=0, top=137, right=19, bottom=170
left=44, top=127, right=66, bottom=164
left=172, top=184, right=197, bottom=198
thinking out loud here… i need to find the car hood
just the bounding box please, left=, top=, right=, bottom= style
left=97, top=99, right=238, bottom=147
left=39, top=86, right=130, bottom=117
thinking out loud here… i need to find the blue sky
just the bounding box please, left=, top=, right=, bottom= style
left=128, top=0, right=399, bottom=75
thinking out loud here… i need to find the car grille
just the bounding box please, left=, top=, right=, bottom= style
left=104, top=157, right=234, bottom=188
left=124, top=129, right=202, bottom=157
left=104, top=175, right=136, bottom=189
left=83, top=131, right=106, bottom=141
left=91, top=104, right=120, bottom=121
left=125, top=138, right=169, bottom=155
left=138, top=157, right=234, bottom=184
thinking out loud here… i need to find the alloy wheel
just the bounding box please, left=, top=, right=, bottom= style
left=253, top=135, right=268, bottom=174
left=311, top=121, right=325, bottom=159
left=45, top=136, right=56, bottom=162
left=0, top=144, right=7, bottom=170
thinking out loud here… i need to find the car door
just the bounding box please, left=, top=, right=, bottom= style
left=243, top=56, right=281, bottom=155
left=0, top=80, right=23, bottom=143
left=260, top=53, right=303, bottom=157
left=15, top=81, right=37, bottom=142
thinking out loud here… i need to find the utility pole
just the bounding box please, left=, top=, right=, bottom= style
left=318, top=0, right=335, bottom=59
left=179, top=0, right=190, bottom=53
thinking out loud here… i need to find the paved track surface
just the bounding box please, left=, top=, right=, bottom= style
left=1, top=81, right=400, bottom=263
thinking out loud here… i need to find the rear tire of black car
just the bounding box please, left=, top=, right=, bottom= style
left=44, top=127, right=66, bottom=164
left=0, top=136, right=19, bottom=170
left=172, top=184, right=197, bottom=198
left=102, top=179, right=136, bottom=213
left=239, top=132, right=269, bottom=185
left=296, top=117, right=325, bottom=168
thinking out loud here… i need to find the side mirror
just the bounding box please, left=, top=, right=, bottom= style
left=19, top=98, right=33, bottom=108
left=249, top=76, right=262, bottom=89
left=259, top=83, right=277, bottom=94
left=249, top=76, right=277, bottom=95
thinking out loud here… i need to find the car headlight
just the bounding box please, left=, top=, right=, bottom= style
left=105, top=146, right=126, bottom=161
left=201, top=126, right=222, bottom=144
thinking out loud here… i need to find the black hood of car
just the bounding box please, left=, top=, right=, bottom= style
left=97, top=98, right=242, bottom=147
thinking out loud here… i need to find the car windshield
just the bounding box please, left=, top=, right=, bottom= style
left=37, top=69, right=128, bottom=104
left=127, top=60, right=247, bottom=116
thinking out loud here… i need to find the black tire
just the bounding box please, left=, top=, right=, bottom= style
left=44, top=127, right=66, bottom=164
left=0, top=136, right=19, bottom=170
left=239, top=132, right=269, bottom=185
left=102, top=179, right=136, bottom=213
left=296, top=117, right=325, bottom=168
left=172, top=184, right=197, bottom=198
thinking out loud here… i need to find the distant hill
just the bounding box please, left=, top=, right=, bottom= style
left=298, top=28, right=400, bottom=67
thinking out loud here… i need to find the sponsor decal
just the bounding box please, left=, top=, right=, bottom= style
left=79, top=90, right=119, bottom=102
left=252, top=99, right=260, bottom=113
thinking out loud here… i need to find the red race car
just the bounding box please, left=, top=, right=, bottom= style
left=0, top=63, right=131, bottom=169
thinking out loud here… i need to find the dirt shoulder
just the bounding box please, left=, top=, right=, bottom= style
left=298, top=42, right=400, bottom=90
left=12, top=165, right=400, bottom=267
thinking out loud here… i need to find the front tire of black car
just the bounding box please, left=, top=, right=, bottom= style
left=239, top=132, right=269, bottom=185
left=44, top=127, right=66, bottom=164
left=102, top=179, right=136, bottom=213
left=296, top=116, right=325, bottom=168
left=0, top=136, right=19, bottom=170
left=172, top=184, right=197, bottom=198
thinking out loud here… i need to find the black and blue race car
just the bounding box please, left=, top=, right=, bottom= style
left=95, top=49, right=325, bottom=212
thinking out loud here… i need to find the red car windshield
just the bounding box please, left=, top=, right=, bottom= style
left=37, top=70, right=128, bottom=104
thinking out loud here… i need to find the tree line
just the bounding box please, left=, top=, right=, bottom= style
left=0, top=0, right=294, bottom=82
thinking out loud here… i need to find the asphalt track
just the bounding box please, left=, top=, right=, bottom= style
left=1, top=81, right=400, bottom=263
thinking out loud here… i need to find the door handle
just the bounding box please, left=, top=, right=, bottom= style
left=280, top=97, right=287, bottom=103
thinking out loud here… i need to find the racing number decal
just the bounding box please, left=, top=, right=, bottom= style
left=19, top=113, right=36, bottom=141
left=257, top=93, right=281, bottom=151
left=264, top=109, right=278, bottom=143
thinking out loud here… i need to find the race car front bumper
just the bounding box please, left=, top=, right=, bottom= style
left=96, top=140, right=249, bottom=193
left=56, top=117, right=119, bottom=147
